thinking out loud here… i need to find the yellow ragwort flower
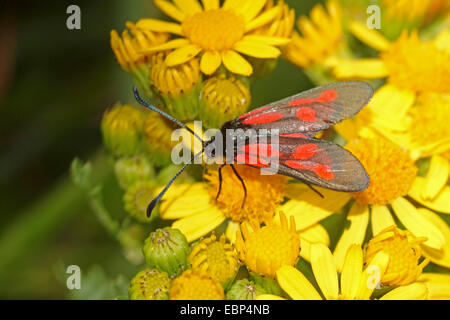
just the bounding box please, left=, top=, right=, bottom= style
left=365, top=226, right=430, bottom=286
left=284, top=0, right=342, bottom=68
left=157, top=165, right=287, bottom=242
left=250, top=0, right=295, bottom=39
left=142, top=110, right=178, bottom=166
left=151, top=52, right=201, bottom=98
left=260, top=243, right=428, bottom=300
left=137, top=0, right=291, bottom=76
left=329, top=25, right=450, bottom=94
left=189, top=234, right=239, bottom=285
left=150, top=52, right=202, bottom=120
left=170, top=270, right=224, bottom=300
left=278, top=135, right=448, bottom=271
left=206, top=165, right=286, bottom=225
left=235, top=212, right=300, bottom=278
left=110, top=21, right=169, bottom=71
left=346, top=137, right=417, bottom=206
left=199, top=74, right=251, bottom=129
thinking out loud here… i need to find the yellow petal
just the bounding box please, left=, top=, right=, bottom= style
left=155, top=0, right=187, bottom=22
left=330, top=58, right=389, bottom=79
left=234, top=40, right=281, bottom=58
left=245, top=6, right=281, bottom=32
left=225, top=221, right=240, bottom=244
left=422, top=155, right=449, bottom=200
left=242, top=35, right=291, bottom=46
left=139, top=38, right=190, bottom=53
left=340, top=245, right=363, bottom=300
left=238, top=0, right=267, bottom=23
left=349, top=20, right=391, bottom=52
left=221, top=50, right=253, bottom=76
left=379, top=283, right=428, bottom=300
left=136, top=19, right=183, bottom=35
left=298, top=224, right=330, bottom=262
left=159, top=183, right=211, bottom=219
left=418, top=273, right=450, bottom=300
left=409, top=177, right=450, bottom=214
left=418, top=208, right=450, bottom=268
left=285, top=184, right=351, bottom=214
left=310, top=243, right=339, bottom=300
left=391, top=197, right=445, bottom=249
left=173, top=0, right=202, bottom=15
left=201, top=0, right=219, bottom=10
left=165, top=44, right=202, bottom=66
left=255, top=294, right=286, bottom=300
left=334, top=119, right=359, bottom=142
left=371, top=205, right=395, bottom=236
left=367, top=84, right=415, bottom=118
left=200, top=51, right=222, bottom=75
left=276, top=265, right=322, bottom=300
left=276, top=200, right=335, bottom=231
left=172, top=206, right=225, bottom=242
left=357, top=251, right=389, bottom=300
left=333, top=203, right=369, bottom=272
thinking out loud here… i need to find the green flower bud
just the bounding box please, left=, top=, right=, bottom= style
left=143, top=227, right=190, bottom=277
left=114, top=155, right=155, bottom=189
left=101, top=104, right=144, bottom=157
left=142, top=111, right=177, bottom=167
left=123, top=180, right=157, bottom=223
left=226, top=279, right=266, bottom=300
left=129, top=269, right=171, bottom=300
left=250, top=272, right=284, bottom=296
left=198, top=74, right=251, bottom=129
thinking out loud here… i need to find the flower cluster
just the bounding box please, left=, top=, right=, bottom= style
left=95, top=0, right=450, bottom=300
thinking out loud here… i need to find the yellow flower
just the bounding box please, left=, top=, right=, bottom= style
left=150, top=52, right=202, bottom=120
left=365, top=226, right=430, bottom=286
left=137, top=0, right=291, bottom=76
left=250, top=0, right=295, bottom=39
left=328, top=25, right=450, bottom=94
left=170, top=270, right=224, bottom=300
left=284, top=0, right=343, bottom=69
left=276, top=135, right=449, bottom=271
left=235, top=212, right=300, bottom=278
left=258, top=243, right=428, bottom=300
left=110, top=21, right=170, bottom=71
left=142, top=110, right=178, bottom=166
left=157, top=165, right=287, bottom=242
left=188, top=234, right=239, bottom=286
left=199, top=74, right=251, bottom=129
left=336, top=88, right=450, bottom=211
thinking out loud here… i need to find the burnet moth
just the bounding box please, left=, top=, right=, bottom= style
left=133, top=81, right=373, bottom=217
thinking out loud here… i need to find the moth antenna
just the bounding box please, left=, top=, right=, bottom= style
left=133, top=86, right=204, bottom=144
left=147, top=151, right=203, bottom=217
left=230, top=164, right=247, bottom=208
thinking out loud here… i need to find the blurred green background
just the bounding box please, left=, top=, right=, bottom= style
left=0, top=0, right=319, bottom=299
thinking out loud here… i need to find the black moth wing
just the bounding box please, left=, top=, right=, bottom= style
left=229, top=81, right=374, bottom=135
left=236, top=135, right=370, bottom=192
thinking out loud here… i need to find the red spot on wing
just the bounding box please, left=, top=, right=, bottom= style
left=239, top=106, right=271, bottom=119
left=289, top=89, right=338, bottom=106
left=242, top=112, right=284, bottom=125
left=285, top=161, right=334, bottom=180
left=292, top=144, right=318, bottom=160
left=296, top=107, right=317, bottom=122
left=280, top=133, right=309, bottom=138
left=241, top=144, right=283, bottom=158
left=236, top=154, right=270, bottom=167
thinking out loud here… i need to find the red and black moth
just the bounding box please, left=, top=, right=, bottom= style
left=133, top=81, right=373, bottom=217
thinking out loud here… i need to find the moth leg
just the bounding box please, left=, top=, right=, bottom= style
left=216, top=164, right=226, bottom=201
left=304, top=181, right=324, bottom=198
left=230, top=164, right=247, bottom=208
